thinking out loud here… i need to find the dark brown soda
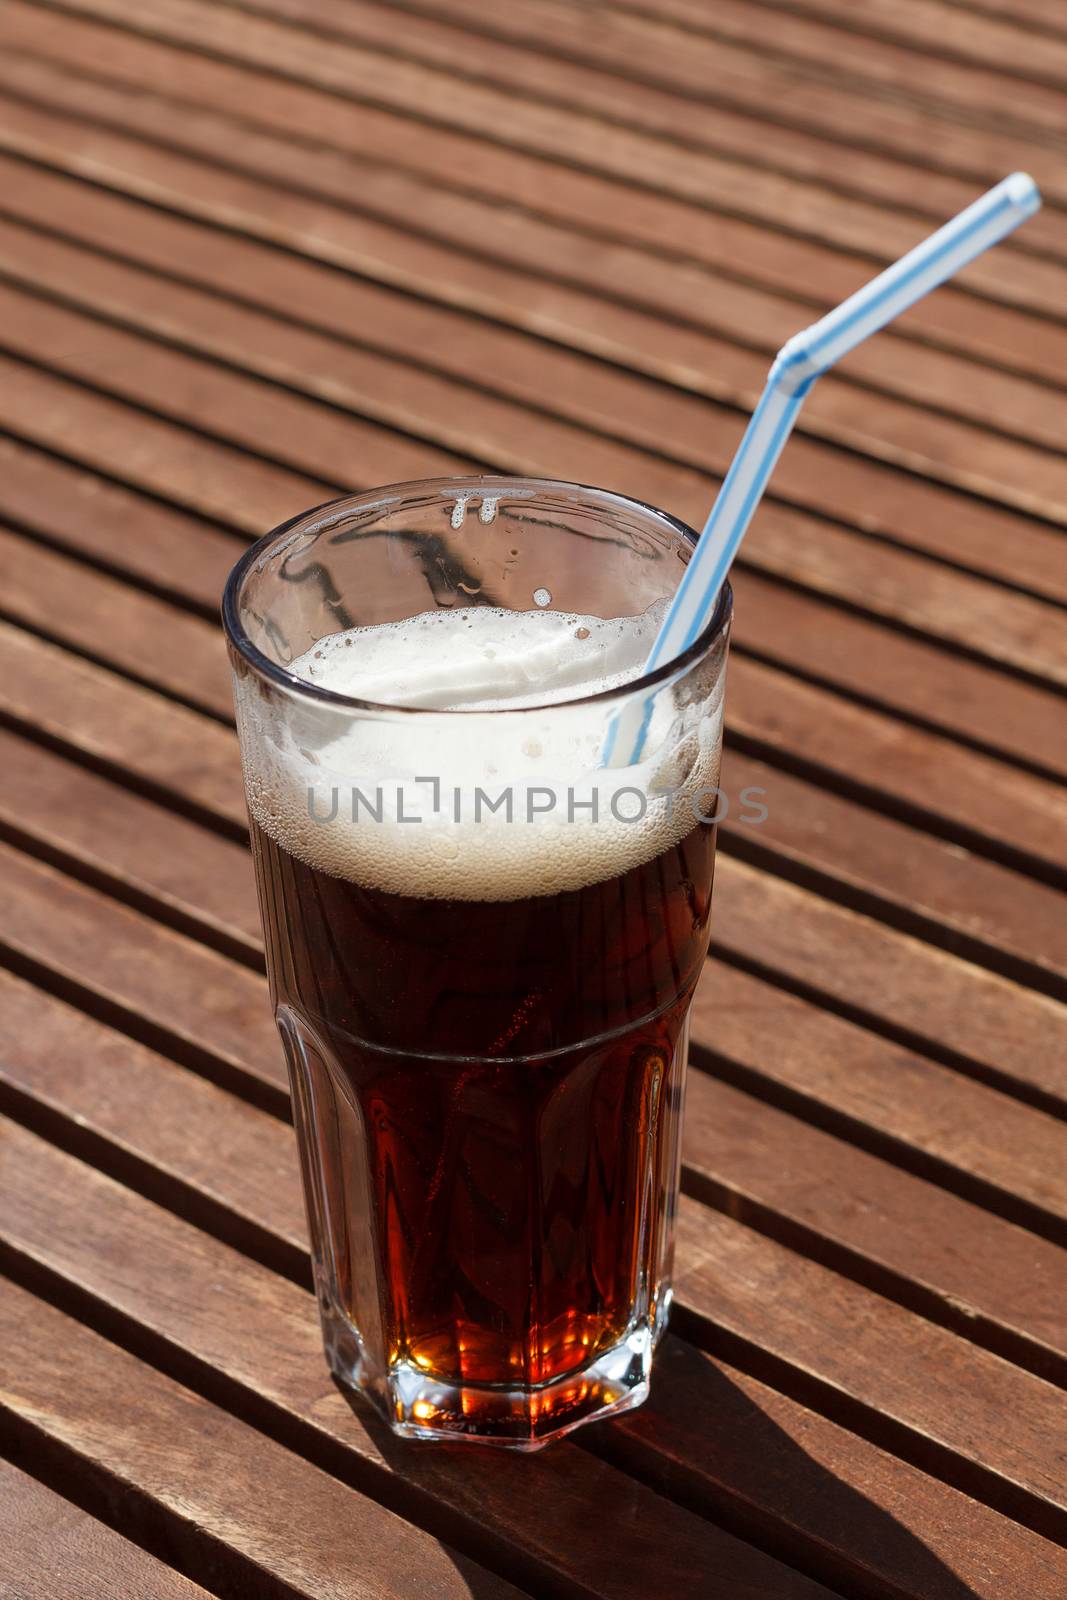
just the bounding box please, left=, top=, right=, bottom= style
left=250, top=815, right=717, bottom=1405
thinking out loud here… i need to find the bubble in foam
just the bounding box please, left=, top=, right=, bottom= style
left=236, top=604, right=725, bottom=902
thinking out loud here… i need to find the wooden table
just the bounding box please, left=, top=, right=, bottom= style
left=1, top=0, right=1065, bottom=1594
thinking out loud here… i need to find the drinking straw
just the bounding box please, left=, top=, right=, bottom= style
left=603, top=172, right=1041, bottom=767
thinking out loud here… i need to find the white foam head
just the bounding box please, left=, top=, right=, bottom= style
left=235, top=604, right=726, bottom=901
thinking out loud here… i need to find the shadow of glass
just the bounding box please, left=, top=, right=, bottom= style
left=334, top=1381, right=556, bottom=1600
left=598, top=1336, right=983, bottom=1600
left=335, top=1342, right=986, bottom=1599
left=336, top=1372, right=809, bottom=1600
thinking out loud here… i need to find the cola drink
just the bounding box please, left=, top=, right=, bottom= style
left=251, top=811, right=716, bottom=1413
left=225, top=478, right=731, bottom=1447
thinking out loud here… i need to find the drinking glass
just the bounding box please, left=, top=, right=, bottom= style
left=223, top=476, right=731, bottom=1448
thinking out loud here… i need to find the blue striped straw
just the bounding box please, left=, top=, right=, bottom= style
left=604, top=172, right=1041, bottom=767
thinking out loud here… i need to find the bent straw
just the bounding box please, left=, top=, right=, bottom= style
left=604, top=172, right=1041, bottom=767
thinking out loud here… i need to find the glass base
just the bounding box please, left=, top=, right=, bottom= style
left=322, top=1295, right=670, bottom=1450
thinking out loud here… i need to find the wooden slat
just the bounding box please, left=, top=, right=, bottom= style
left=684, top=1069, right=1067, bottom=1377
left=0, top=967, right=301, bottom=1278
left=7, top=578, right=1067, bottom=1020
left=22, top=146, right=1067, bottom=482
left=710, top=859, right=1067, bottom=1112
left=348, top=0, right=1067, bottom=200
left=6, top=950, right=1065, bottom=1397
left=732, top=576, right=1067, bottom=786
left=4, top=466, right=1064, bottom=991
left=745, top=0, right=1067, bottom=84
left=0, top=0, right=1063, bottom=1590
left=690, top=960, right=1067, bottom=1231
left=603, top=0, right=1067, bottom=135
left=5, top=808, right=1065, bottom=1270
left=4, top=432, right=1062, bottom=794
left=5, top=627, right=1064, bottom=1110
left=10, top=8, right=1067, bottom=402
left=0, top=283, right=468, bottom=495
left=726, top=658, right=1067, bottom=887
left=942, top=0, right=1067, bottom=37
left=0, top=727, right=260, bottom=961
left=6, top=35, right=1067, bottom=550
left=5, top=651, right=1066, bottom=1237
left=1, top=193, right=1063, bottom=661
left=0, top=525, right=231, bottom=718
left=0, top=842, right=281, bottom=1109
left=0, top=353, right=331, bottom=533
left=0, top=274, right=1061, bottom=904
left=720, top=750, right=1067, bottom=993
left=7, top=1109, right=1063, bottom=1599
left=0, top=1276, right=530, bottom=1600
left=2, top=12, right=1062, bottom=464
left=0, top=1119, right=837, bottom=1600
left=672, top=1204, right=1067, bottom=1542
left=43, top=0, right=1067, bottom=269
left=602, top=1341, right=1067, bottom=1600
left=194, top=0, right=1067, bottom=233
left=6, top=960, right=1066, bottom=1593
left=9, top=535, right=1062, bottom=997
left=0, top=624, right=244, bottom=827
left=4, top=187, right=1067, bottom=659
left=0, top=1461, right=214, bottom=1600
left=0, top=432, right=238, bottom=612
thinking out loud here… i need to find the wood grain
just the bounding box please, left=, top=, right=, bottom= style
left=740, top=0, right=1067, bottom=83
left=0, top=967, right=302, bottom=1277
left=0, top=83, right=1063, bottom=480
left=3, top=424, right=1061, bottom=787
left=1, top=1, right=1064, bottom=1589
left=0, top=433, right=238, bottom=612
left=0, top=727, right=259, bottom=960
left=604, top=1340, right=1067, bottom=1600
left=190, top=0, right=1067, bottom=229
left=10, top=5, right=1067, bottom=393
left=0, top=624, right=244, bottom=828
left=673, top=1201, right=1067, bottom=1541
left=0, top=841, right=281, bottom=1109
left=710, top=859, right=1067, bottom=1111
left=3, top=184, right=1067, bottom=643
left=0, top=524, right=232, bottom=718
left=600, top=0, right=1067, bottom=136
left=0, top=1121, right=838, bottom=1600
left=5, top=42, right=1067, bottom=551
left=4, top=506, right=1064, bottom=993
left=5, top=614, right=1065, bottom=1118
left=690, top=961, right=1067, bottom=1228
left=683, top=1068, right=1067, bottom=1372
left=0, top=1275, right=530, bottom=1600
left=0, top=1461, right=214, bottom=1600
left=5, top=949, right=1064, bottom=1393
left=36, top=0, right=1067, bottom=298
left=8, top=1114, right=1057, bottom=1600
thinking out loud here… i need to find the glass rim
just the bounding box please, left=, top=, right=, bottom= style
left=221, top=475, right=733, bottom=717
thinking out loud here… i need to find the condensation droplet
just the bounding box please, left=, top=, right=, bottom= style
left=450, top=494, right=470, bottom=530
left=533, top=587, right=551, bottom=608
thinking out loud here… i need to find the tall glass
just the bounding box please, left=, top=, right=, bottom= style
left=223, top=476, right=731, bottom=1448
